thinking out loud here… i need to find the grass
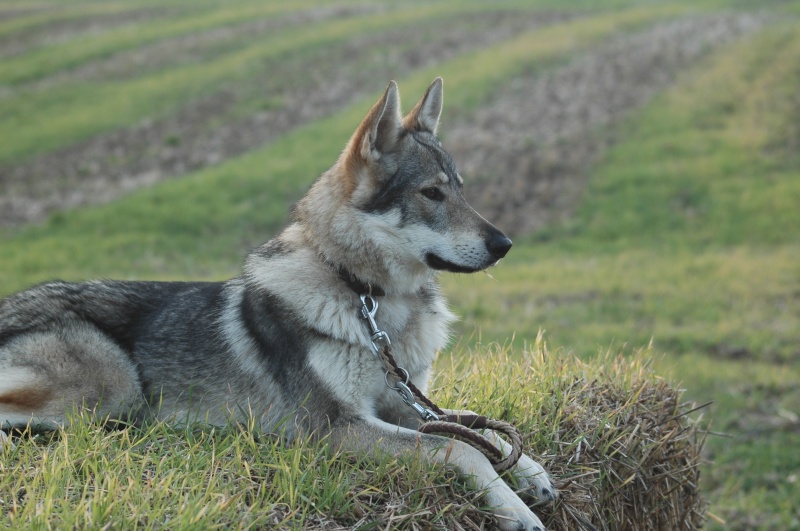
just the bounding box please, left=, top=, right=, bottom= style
left=1, top=1, right=799, bottom=529
left=0, top=5, right=679, bottom=290
left=443, top=20, right=800, bottom=529
left=448, top=246, right=800, bottom=361
left=1, top=346, right=705, bottom=530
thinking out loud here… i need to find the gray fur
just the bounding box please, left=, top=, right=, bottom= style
left=0, top=79, right=553, bottom=530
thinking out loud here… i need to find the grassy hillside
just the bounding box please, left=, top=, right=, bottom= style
left=1, top=0, right=799, bottom=529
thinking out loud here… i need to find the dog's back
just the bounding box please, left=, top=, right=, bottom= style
left=1, top=280, right=222, bottom=427
left=0, top=276, right=343, bottom=434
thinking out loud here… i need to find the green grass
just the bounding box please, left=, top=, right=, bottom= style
left=0, top=5, right=678, bottom=290
left=568, top=26, right=800, bottom=250
left=1, top=1, right=799, bottom=529
left=1, top=414, right=392, bottom=528
left=448, top=246, right=800, bottom=360
left=443, top=21, right=800, bottom=529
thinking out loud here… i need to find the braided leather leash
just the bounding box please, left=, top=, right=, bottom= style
left=358, top=292, right=523, bottom=473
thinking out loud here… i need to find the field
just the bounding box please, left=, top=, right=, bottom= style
left=1, top=0, right=799, bottom=529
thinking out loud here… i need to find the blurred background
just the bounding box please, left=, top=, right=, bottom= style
left=0, top=0, right=798, bottom=528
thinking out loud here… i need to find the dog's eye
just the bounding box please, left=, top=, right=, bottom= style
left=421, top=187, right=444, bottom=201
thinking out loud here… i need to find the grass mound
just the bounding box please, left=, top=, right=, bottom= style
left=539, top=359, right=707, bottom=529
left=1, top=343, right=706, bottom=529
left=434, top=341, right=708, bottom=530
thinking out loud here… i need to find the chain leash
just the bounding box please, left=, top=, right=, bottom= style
left=358, top=293, right=523, bottom=473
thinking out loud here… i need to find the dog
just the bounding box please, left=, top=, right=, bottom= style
left=0, top=79, right=555, bottom=530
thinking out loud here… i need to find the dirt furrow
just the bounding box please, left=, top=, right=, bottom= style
left=0, top=10, right=572, bottom=227
left=446, top=13, right=768, bottom=237
left=0, top=7, right=177, bottom=60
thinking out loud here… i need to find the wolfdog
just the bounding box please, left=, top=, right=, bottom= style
left=0, top=79, right=555, bottom=530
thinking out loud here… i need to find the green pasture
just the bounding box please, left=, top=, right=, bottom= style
left=1, top=0, right=799, bottom=528
left=444, top=21, right=800, bottom=528
left=0, top=3, right=685, bottom=287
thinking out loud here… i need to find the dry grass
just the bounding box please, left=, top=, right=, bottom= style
left=433, top=340, right=709, bottom=530
left=540, top=366, right=708, bottom=529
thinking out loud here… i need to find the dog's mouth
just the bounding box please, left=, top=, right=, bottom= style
left=425, top=253, right=486, bottom=273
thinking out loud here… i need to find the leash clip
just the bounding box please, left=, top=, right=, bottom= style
left=395, top=381, right=440, bottom=421
left=357, top=293, right=439, bottom=422
left=359, top=294, right=391, bottom=355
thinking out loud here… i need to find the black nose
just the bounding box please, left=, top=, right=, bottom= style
left=486, top=232, right=512, bottom=260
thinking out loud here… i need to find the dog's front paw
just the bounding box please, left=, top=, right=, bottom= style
left=509, top=454, right=557, bottom=506
left=485, top=481, right=547, bottom=531
left=494, top=505, right=547, bottom=531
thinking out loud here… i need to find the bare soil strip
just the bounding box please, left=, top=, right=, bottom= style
left=0, top=10, right=572, bottom=227
left=0, top=7, right=176, bottom=60
left=447, top=13, right=768, bottom=236
left=3, top=6, right=384, bottom=89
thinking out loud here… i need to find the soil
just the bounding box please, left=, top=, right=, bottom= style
left=0, top=11, right=767, bottom=233
left=0, top=9, right=573, bottom=227
left=445, top=13, right=767, bottom=236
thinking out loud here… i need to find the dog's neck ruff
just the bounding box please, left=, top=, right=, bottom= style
left=336, top=266, right=386, bottom=297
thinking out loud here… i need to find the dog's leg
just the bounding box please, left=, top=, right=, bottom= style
left=439, top=409, right=557, bottom=505
left=330, top=416, right=546, bottom=531
left=0, top=324, right=143, bottom=432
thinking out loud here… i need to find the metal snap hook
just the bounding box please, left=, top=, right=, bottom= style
left=360, top=294, right=391, bottom=355
left=384, top=366, right=410, bottom=391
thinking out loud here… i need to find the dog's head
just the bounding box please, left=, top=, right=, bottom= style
left=296, top=79, right=511, bottom=287
left=345, top=79, right=511, bottom=273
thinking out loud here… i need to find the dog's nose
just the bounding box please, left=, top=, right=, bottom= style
left=487, top=233, right=512, bottom=260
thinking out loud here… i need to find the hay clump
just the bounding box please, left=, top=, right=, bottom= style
left=434, top=344, right=709, bottom=530
left=540, top=370, right=708, bottom=529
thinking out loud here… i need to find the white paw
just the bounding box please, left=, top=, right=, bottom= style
left=510, top=454, right=557, bottom=505
left=494, top=504, right=547, bottom=531
left=485, top=479, right=548, bottom=531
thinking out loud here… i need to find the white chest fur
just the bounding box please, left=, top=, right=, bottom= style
left=305, top=288, right=454, bottom=413
left=243, top=247, right=456, bottom=412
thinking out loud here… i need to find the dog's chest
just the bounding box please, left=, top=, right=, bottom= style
left=371, top=296, right=445, bottom=367
left=305, top=292, right=453, bottom=410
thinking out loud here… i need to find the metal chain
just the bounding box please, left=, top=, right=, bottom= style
left=358, top=294, right=523, bottom=473
left=360, top=294, right=441, bottom=421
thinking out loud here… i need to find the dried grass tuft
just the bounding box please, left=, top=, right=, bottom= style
left=537, top=366, right=709, bottom=530
left=432, top=341, right=709, bottom=530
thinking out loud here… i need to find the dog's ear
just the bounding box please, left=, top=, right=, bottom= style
left=354, top=80, right=402, bottom=162
left=403, top=77, right=443, bottom=135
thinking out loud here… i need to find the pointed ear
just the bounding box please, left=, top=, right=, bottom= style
left=403, top=77, right=443, bottom=134
left=354, top=80, right=402, bottom=162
